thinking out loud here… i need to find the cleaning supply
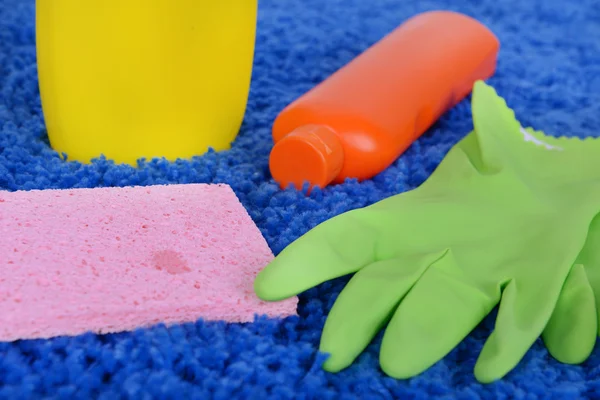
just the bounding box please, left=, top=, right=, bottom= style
left=0, top=183, right=297, bottom=341
left=269, top=10, right=500, bottom=190
left=255, top=81, right=600, bottom=383
left=36, top=0, right=257, bottom=165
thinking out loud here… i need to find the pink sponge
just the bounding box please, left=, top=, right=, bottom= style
left=0, top=183, right=297, bottom=341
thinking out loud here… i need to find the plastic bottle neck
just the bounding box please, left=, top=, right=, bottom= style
left=269, top=124, right=345, bottom=190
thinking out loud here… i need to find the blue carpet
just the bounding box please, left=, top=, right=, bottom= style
left=1, top=0, right=600, bottom=398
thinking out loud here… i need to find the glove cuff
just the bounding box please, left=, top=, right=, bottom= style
left=470, top=81, right=600, bottom=181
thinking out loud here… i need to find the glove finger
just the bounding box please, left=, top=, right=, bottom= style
left=254, top=208, right=381, bottom=301
left=542, top=264, right=597, bottom=364
left=378, top=251, right=498, bottom=380
left=319, top=252, right=446, bottom=372
left=474, top=273, right=567, bottom=384
left=572, top=213, right=600, bottom=335
left=586, top=266, right=600, bottom=335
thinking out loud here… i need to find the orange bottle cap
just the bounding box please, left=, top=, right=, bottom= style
left=269, top=125, right=344, bottom=190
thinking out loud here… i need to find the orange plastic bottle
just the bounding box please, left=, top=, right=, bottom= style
left=269, top=10, right=500, bottom=190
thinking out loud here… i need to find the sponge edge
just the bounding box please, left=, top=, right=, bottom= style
left=0, top=183, right=298, bottom=341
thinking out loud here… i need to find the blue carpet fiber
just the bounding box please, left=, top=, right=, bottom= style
left=1, top=0, right=600, bottom=398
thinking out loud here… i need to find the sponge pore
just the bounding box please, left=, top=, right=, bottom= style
left=0, top=183, right=297, bottom=341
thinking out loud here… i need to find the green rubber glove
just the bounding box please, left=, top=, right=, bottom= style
left=255, top=80, right=600, bottom=383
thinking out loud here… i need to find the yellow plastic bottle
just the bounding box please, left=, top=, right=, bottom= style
left=35, top=0, right=257, bottom=165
